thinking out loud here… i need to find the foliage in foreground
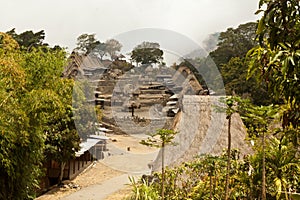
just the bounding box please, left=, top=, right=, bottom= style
left=0, top=32, right=81, bottom=199
left=127, top=145, right=299, bottom=200
left=126, top=0, right=299, bottom=199
left=140, top=129, right=177, bottom=200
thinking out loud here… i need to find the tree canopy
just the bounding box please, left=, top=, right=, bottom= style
left=210, top=22, right=257, bottom=69
left=0, top=1, right=299, bottom=198
left=127, top=1, right=300, bottom=199
left=75, top=33, right=101, bottom=55
left=0, top=32, right=81, bottom=199
left=75, top=34, right=122, bottom=61
left=205, top=21, right=273, bottom=105
left=131, top=41, right=164, bottom=66
left=248, top=0, right=300, bottom=127
left=6, top=29, right=49, bottom=50
left=105, top=38, right=122, bottom=60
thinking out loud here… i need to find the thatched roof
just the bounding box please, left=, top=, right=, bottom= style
left=152, top=95, right=252, bottom=171
left=62, top=52, right=108, bottom=78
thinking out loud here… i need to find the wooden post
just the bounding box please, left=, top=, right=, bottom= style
left=161, top=141, right=165, bottom=200
left=225, top=114, right=232, bottom=200
left=131, top=105, right=134, bottom=117
left=262, top=131, right=266, bottom=200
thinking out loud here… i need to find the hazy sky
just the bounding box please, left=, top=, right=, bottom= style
left=1, top=0, right=260, bottom=51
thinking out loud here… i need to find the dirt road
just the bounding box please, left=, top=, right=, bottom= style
left=36, top=134, right=158, bottom=200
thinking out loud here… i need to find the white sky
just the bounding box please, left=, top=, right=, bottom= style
left=0, top=0, right=260, bottom=52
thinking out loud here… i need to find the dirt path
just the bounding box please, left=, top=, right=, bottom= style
left=35, top=162, right=124, bottom=200
left=103, top=185, right=132, bottom=200
left=36, top=134, right=158, bottom=200
left=62, top=174, right=132, bottom=200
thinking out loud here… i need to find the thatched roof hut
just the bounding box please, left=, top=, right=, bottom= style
left=62, top=52, right=109, bottom=78
left=152, top=95, right=252, bottom=171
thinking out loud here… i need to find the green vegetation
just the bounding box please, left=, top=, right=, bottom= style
left=247, top=0, right=300, bottom=127
left=75, top=34, right=122, bottom=60
left=6, top=29, right=47, bottom=49
left=0, top=33, right=81, bottom=199
left=76, top=33, right=103, bottom=55
left=140, top=129, right=177, bottom=200
left=0, top=0, right=299, bottom=199
left=131, top=41, right=164, bottom=66
left=0, top=29, right=124, bottom=199
left=6, top=29, right=62, bottom=51
left=128, top=146, right=299, bottom=199
left=105, top=38, right=123, bottom=60
left=127, top=0, right=299, bottom=199
left=0, top=33, right=45, bottom=200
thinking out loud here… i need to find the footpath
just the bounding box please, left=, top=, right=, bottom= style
left=61, top=140, right=158, bottom=200
left=62, top=174, right=131, bottom=200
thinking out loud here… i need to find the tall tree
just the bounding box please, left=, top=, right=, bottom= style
left=105, top=39, right=122, bottom=60
left=0, top=32, right=81, bottom=198
left=23, top=47, right=81, bottom=185
left=210, top=22, right=257, bottom=69
left=6, top=28, right=48, bottom=50
left=206, top=22, right=274, bottom=104
left=220, top=57, right=272, bottom=105
left=40, top=74, right=81, bottom=185
left=242, top=104, right=278, bottom=200
left=0, top=33, right=45, bottom=199
left=75, top=33, right=100, bottom=55
left=248, top=0, right=300, bottom=128
left=247, top=3, right=300, bottom=197
left=131, top=41, right=163, bottom=66
left=94, top=42, right=107, bottom=60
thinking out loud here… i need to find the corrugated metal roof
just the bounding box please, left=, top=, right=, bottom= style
left=170, top=94, right=179, bottom=99
left=95, top=131, right=106, bottom=135
left=167, top=101, right=177, bottom=105
left=76, top=138, right=100, bottom=157
left=96, top=127, right=112, bottom=132
left=89, top=135, right=109, bottom=140
left=167, top=106, right=177, bottom=110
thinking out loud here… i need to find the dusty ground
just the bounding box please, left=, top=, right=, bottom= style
left=107, top=133, right=157, bottom=154
left=104, top=185, right=132, bottom=200
left=36, top=134, right=155, bottom=200
left=36, top=162, right=124, bottom=200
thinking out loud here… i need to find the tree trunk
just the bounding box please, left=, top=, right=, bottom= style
left=209, top=170, right=213, bottom=199
left=225, top=115, right=231, bottom=200
left=58, top=162, right=66, bottom=185
left=262, top=131, right=266, bottom=200
left=161, top=142, right=165, bottom=200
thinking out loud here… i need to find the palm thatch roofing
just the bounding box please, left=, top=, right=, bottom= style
left=62, top=52, right=109, bottom=78
left=152, top=95, right=252, bottom=171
